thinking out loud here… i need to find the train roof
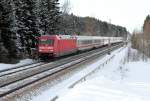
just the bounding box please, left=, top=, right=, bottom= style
left=39, top=35, right=123, bottom=40
left=39, top=35, right=76, bottom=39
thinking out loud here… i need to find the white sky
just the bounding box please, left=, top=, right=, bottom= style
left=59, top=0, right=150, bottom=33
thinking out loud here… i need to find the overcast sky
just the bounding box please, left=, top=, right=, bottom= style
left=59, top=0, right=150, bottom=33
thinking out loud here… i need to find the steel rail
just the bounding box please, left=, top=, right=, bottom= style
left=0, top=43, right=124, bottom=98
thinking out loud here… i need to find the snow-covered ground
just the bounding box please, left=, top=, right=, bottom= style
left=29, top=45, right=150, bottom=101
left=29, top=46, right=125, bottom=101
left=0, top=59, right=34, bottom=71
left=56, top=46, right=150, bottom=101
left=2, top=45, right=149, bottom=101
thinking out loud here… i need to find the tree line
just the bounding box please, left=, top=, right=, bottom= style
left=0, top=0, right=128, bottom=63
left=59, top=14, right=128, bottom=37
left=131, top=15, right=150, bottom=58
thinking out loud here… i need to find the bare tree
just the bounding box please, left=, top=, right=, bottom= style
left=84, top=17, right=96, bottom=36
left=143, top=15, right=150, bottom=57
left=61, top=0, right=71, bottom=14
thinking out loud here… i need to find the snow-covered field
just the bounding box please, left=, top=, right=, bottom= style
left=0, top=59, right=34, bottom=71
left=56, top=46, right=150, bottom=101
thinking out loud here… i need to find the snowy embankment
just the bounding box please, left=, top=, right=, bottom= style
left=0, top=59, right=34, bottom=71
left=56, top=46, right=150, bottom=101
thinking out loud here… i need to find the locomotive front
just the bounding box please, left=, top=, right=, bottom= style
left=38, top=35, right=55, bottom=59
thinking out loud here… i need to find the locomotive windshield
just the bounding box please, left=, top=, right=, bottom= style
left=39, top=39, right=54, bottom=45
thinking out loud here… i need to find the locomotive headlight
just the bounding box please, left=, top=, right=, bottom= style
left=39, top=46, right=45, bottom=49
left=49, top=50, right=53, bottom=52
left=39, top=49, right=42, bottom=52
left=47, top=47, right=53, bottom=49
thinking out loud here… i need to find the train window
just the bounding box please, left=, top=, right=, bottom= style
left=82, top=40, right=92, bottom=44
left=39, top=39, right=54, bottom=45
left=94, top=40, right=100, bottom=43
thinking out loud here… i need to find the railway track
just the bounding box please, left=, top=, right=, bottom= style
left=0, top=43, right=124, bottom=99
left=0, top=61, right=41, bottom=73
left=0, top=62, right=45, bottom=77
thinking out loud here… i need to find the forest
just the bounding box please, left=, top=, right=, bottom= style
left=0, top=0, right=128, bottom=63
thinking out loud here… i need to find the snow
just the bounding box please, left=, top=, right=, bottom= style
left=20, top=45, right=150, bottom=101
left=30, top=46, right=125, bottom=101
left=0, top=59, right=34, bottom=71
left=124, top=61, right=150, bottom=82
left=57, top=78, right=150, bottom=101
left=56, top=62, right=150, bottom=101
left=56, top=46, right=150, bottom=101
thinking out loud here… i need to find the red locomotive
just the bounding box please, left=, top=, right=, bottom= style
left=37, top=35, right=123, bottom=59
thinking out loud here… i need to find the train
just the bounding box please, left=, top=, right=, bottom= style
left=37, top=35, right=123, bottom=59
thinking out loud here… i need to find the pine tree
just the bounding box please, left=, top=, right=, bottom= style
left=37, top=0, right=60, bottom=35
left=0, top=0, right=18, bottom=63
left=15, top=0, right=40, bottom=55
left=0, top=0, right=60, bottom=62
left=0, top=4, right=8, bottom=62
